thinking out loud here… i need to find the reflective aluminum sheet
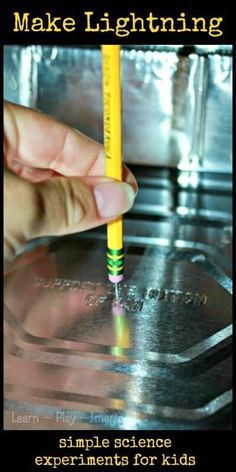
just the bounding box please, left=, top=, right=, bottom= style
left=4, top=45, right=232, bottom=173
left=4, top=221, right=232, bottom=430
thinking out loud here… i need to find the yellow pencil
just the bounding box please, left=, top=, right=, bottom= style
left=102, top=45, right=124, bottom=288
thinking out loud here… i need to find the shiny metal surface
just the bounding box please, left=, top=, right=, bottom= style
left=4, top=45, right=232, bottom=173
left=4, top=169, right=232, bottom=429
left=4, top=45, right=232, bottom=430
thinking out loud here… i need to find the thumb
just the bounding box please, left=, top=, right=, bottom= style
left=35, top=175, right=136, bottom=235
left=4, top=171, right=136, bottom=260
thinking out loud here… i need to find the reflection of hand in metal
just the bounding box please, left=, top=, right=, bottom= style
left=4, top=253, right=131, bottom=419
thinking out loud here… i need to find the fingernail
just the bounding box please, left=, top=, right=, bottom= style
left=126, top=172, right=138, bottom=195
left=123, top=165, right=138, bottom=195
left=94, top=182, right=135, bottom=218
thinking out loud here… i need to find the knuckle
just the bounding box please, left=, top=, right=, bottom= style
left=60, top=178, right=85, bottom=229
left=31, top=182, right=48, bottom=236
left=34, top=178, right=90, bottom=237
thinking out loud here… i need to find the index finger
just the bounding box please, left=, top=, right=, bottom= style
left=4, top=101, right=105, bottom=177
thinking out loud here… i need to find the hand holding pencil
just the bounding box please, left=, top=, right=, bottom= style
left=4, top=99, right=137, bottom=264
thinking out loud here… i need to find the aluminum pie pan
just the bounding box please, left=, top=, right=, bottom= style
left=4, top=235, right=232, bottom=430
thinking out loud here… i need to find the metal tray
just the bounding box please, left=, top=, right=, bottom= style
left=4, top=223, right=232, bottom=430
